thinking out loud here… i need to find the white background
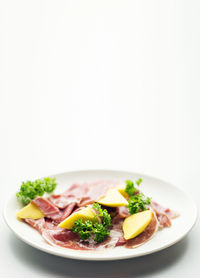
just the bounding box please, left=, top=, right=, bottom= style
left=0, top=0, right=200, bottom=277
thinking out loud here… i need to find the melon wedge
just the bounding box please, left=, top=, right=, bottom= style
left=116, top=185, right=129, bottom=198
left=58, top=206, right=95, bottom=229
left=97, top=188, right=128, bottom=207
left=123, top=210, right=153, bottom=240
left=16, top=203, right=45, bottom=219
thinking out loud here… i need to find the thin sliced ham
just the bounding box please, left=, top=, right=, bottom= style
left=24, top=217, right=87, bottom=250
left=42, top=228, right=86, bottom=250
left=48, top=202, right=76, bottom=223
left=151, top=201, right=178, bottom=229
left=116, top=236, right=127, bottom=246
left=48, top=194, right=76, bottom=209
left=79, top=181, right=119, bottom=206
left=49, top=183, right=90, bottom=209
left=156, top=213, right=171, bottom=229
left=31, top=197, right=76, bottom=224
left=116, top=206, right=130, bottom=218
left=151, top=201, right=179, bottom=219
left=49, top=181, right=119, bottom=209
left=32, top=197, right=59, bottom=217
left=24, top=218, right=57, bottom=233
left=112, top=218, right=126, bottom=246
left=24, top=218, right=46, bottom=234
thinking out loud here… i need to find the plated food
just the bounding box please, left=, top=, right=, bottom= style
left=15, top=176, right=179, bottom=251
left=4, top=170, right=197, bottom=260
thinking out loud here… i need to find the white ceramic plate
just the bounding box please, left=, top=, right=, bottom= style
left=4, top=169, right=197, bottom=261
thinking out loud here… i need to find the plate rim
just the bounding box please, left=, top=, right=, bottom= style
left=3, top=169, right=198, bottom=261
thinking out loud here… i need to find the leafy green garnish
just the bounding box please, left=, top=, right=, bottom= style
left=92, top=223, right=110, bottom=243
left=72, top=219, right=93, bottom=240
left=16, top=177, right=57, bottom=205
left=125, top=180, right=137, bottom=196
left=93, top=202, right=112, bottom=227
left=136, top=178, right=143, bottom=186
left=127, top=193, right=151, bottom=214
left=125, top=179, right=151, bottom=214
left=42, top=177, right=57, bottom=193
left=72, top=203, right=112, bottom=243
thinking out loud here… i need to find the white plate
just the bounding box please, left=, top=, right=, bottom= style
left=3, top=169, right=197, bottom=261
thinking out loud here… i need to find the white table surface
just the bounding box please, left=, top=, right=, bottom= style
left=0, top=1, right=200, bottom=277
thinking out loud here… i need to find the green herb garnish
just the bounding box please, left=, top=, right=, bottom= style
left=127, top=193, right=151, bottom=214
left=16, top=177, right=57, bottom=205
left=136, top=178, right=143, bottom=186
left=125, top=180, right=137, bottom=196
left=72, top=219, right=93, bottom=240
left=93, top=202, right=112, bottom=227
left=92, top=223, right=110, bottom=243
left=125, top=179, right=151, bottom=214
left=72, top=203, right=112, bottom=243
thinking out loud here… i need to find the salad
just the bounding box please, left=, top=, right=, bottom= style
left=16, top=177, right=178, bottom=250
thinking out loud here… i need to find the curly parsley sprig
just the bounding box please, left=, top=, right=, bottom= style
left=125, top=180, right=137, bottom=196
left=72, top=203, right=112, bottom=243
left=92, top=202, right=112, bottom=227
left=72, top=219, right=93, bottom=240
left=16, top=177, right=57, bottom=205
left=125, top=179, right=151, bottom=214
left=127, top=193, right=151, bottom=214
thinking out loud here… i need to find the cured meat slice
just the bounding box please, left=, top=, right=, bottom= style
left=24, top=218, right=46, bottom=234
left=63, top=183, right=89, bottom=197
left=32, top=197, right=59, bottom=217
left=49, top=183, right=90, bottom=209
left=79, top=181, right=119, bottom=206
left=49, top=194, right=76, bottom=209
left=150, top=201, right=178, bottom=229
left=24, top=218, right=56, bottom=233
left=115, top=236, right=127, bottom=246
left=116, top=206, right=130, bottom=218
left=49, top=181, right=119, bottom=209
left=24, top=217, right=87, bottom=250
left=112, top=218, right=126, bottom=246
left=100, top=230, right=124, bottom=249
left=125, top=214, right=158, bottom=248
left=151, top=201, right=179, bottom=219
left=42, top=228, right=84, bottom=250
left=156, top=213, right=171, bottom=229
left=48, top=202, right=76, bottom=223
